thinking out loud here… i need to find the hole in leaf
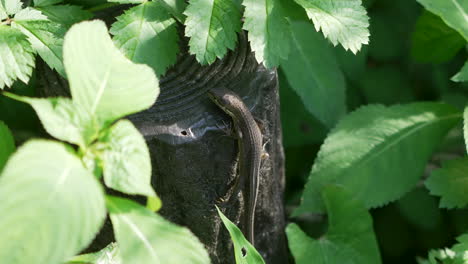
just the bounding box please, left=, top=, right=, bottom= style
left=181, top=130, right=188, bottom=136
left=241, top=247, right=247, bottom=257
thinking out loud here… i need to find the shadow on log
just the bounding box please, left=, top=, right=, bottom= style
left=36, top=12, right=288, bottom=264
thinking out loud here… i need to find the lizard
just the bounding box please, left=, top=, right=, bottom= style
left=208, top=87, right=263, bottom=246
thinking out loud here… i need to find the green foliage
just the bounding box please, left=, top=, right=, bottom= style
left=396, top=187, right=441, bottom=230
left=0, top=121, right=14, bottom=171
left=64, top=20, right=159, bottom=125
left=35, top=5, right=92, bottom=26
left=453, top=61, right=468, bottom=82
left=216, top=206, right=265, bottom=264
left=67, top=243, right=121, bottom=264
left=412, top=11, right=466, bottom=64
left=33, top=0, right=63, bottom=7
left=184, top=0, right=241, bottom=65
left=0, top=25, right=34, bottom=89
left=110, top=1, right=179, bottom=76
left=426, top=158, right=468, bottom=209
left=287, top=185, right=381, bottom=264
left=294, top=0, right=370, bottom=54
left=281, top=21, right=346, bottom=128
left=0, top=140, right=106, bottom=264
left=465, top=106, right=468, bottom=153
left=98, top=120, right=156, bottom=197
left=295, top=103, right=461, bottom=214
left=416, top=0, right=468, bottom=41
left=418, top=234, right=468, bottom=264
left=242, top=0, right=290, bottom=68
left=107, top=196, right=211, bottom=264
left=0, top=0, right=22, bottom=17
left=12, top=9, right=67, bottom=77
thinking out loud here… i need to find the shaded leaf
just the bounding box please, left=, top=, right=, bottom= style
left=0, top=140, right=106, bottom=264
left=294, top=0, right=370, bottom=53
left=294, top=103, right=461, bottom=214
left=396, top=187, right=441, bottom=230
left=0, top=25, right=35, bottom=89
left=216, top=206, right=265, bottom=264
left=64, top=20, right=159, bottom=125
left=242, top=0, right=290, bottom=68
left=110, top=1, right=179, bottom=76
left=412, top=11, right=465, bottom=64
left=107, top=196, right=211, bottom=264
left=35, top=5, right=93, bottom=26
left=0, top=121, right=14, bottom=171
left=426, top=158, right=468, bottom=209
left=33, top=0, right=63, bottom=7
left=184, top=0, right=241, bottom=64
left=281, top=21, right=346, bottom=128
left=287, top=185, right=381, bottom=264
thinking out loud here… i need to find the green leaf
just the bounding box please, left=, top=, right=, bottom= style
left=160, top=0, right=187, bottom=23
left=35, top=5, right=93, bottom=26
left=0, top=25, right=35, bottom=89
left=68, top=243, right=121, bottom=264
left=184, top=0, right=241, bottom=64
left=98, top=120, right=156, bottom=198
left=419, top=234, right=468, bottom=264
left=280, top=21, right=346, bottom=128
left=412, top=11, right=466, bottom=64
left=242, top=0, right=290, bottom=68
left=108, top=0, right=144, bottom=3
left=294, top=103, right=461, bottom=215
left=0, top=140, right=106, bottom=264
left=416, top=0, right=468, bottom=41
left=33, top=0, right=63, bottom=7
left=12, top=13, right=66, bottom=77
left=464, top=106, right=468, bottom=154
left=294, top=0, right=370, bottom=53
left=110, top=1, right=179, bottom=76
left=107, top=196, right=211, bottom=264
left=287, top=185, right=381, bottom=264
left=426, top=158, right=468, bottom=209
left=396, top=187, right=441, bottom=230
left=452, top=61, right=468, bottom=82
left=64, top=20, right=159, bottom=125
left=4, top=93, right=98, bottom=147
left=0, top=121, right=14, bottom=171
left=0, top=0, right=22, bottom=17
left=216, top=206, right=265, bottom=264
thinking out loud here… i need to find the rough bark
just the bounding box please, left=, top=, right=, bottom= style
left=36, top=10, right=288, bottom=264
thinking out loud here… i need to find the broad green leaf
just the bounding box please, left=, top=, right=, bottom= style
left=107, top=196, right=211, bottom=264
left=0, top=140, right=106, bottom=264
left=281, top=21, right=346, bottom=128
left=184, top=0, right=241, bottom=64
left=12, top=15, right=66, bottom=77
left=0, top=0, right=22, bottom=17
left=64, top=20, right=159, bottom=124
left=426, top=158, right=468, bottom=209
left=0, top=25, right=35, bottom=89
left=68, top=243, right=121, bottom=264
left=35, top=5, right=93, bottom=26
left=110, top=1, right=179, bottom=76
left=4, top=93, right=98, bottom=147
left=287, top=185, right=381, bottom=264
left=160, top=0, right=187, bottom=22
left=416, top=0, right=468, bottom=41
left=452, top=61, right=468, bottom=82
left=242, top=0, right=290, bottom=68
left=98, top=120, right=156, bottom=198
left=33, top=0, right=63, bottom=7
left=216, top=206, right=265, bottom=264
left=465, top=106, right=468, bottom=153
left=294, top=0, right=370, bottom=53
left=13, top=6, right=47, bottom=20
left=0, top=121, right=14, bottom=171
left=412, top=11, right=466, bottom=64
left=294, top=103, right=461, bottom=215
